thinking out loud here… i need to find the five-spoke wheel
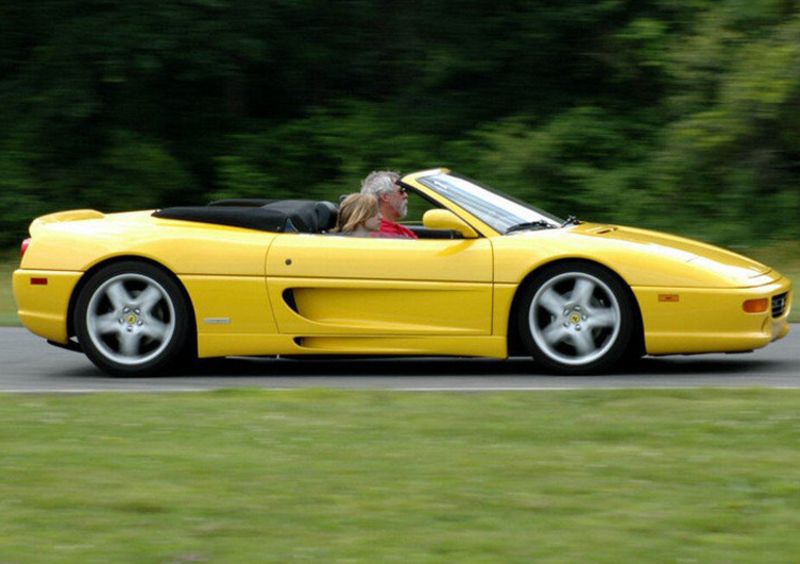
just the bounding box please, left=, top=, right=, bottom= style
left=519, top=262, right=635, bottom=374
left=75, top=261, right=191, bottom=376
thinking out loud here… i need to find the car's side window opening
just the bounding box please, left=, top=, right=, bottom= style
left=399, top=189, right=464, bottom=239
left=402, top=189, right=444, bottom=224
left=315, top=189, right=458, bottom=239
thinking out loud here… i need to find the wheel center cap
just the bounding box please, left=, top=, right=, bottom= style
left=126, top=314, right=139, bottom=325
left=569, top=313, right=581, bottom=325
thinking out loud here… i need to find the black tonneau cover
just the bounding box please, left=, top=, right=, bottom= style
left=153, top=200, right=338, bottom=233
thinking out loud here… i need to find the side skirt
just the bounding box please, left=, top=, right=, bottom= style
left=198, top=334, right=508, bottom=360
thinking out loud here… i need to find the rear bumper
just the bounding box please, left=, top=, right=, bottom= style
left=633, top=277, right=792, bottom=355
left=13, top=269, right=82, bottom=344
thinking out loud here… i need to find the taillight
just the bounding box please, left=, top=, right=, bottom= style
left=21, top=238, right=31, bottom=258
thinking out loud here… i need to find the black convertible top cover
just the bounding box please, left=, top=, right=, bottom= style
left=152, top=200, right=338, bottom=233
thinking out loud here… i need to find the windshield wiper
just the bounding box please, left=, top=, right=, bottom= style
left=561, top=215, right=581, bottom=227
left=505, top=220, right=558, bottom=234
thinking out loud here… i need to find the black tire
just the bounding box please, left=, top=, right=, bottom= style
left=74, top=261, right=192, bottom=377
left=517, top=262, right=635, bottom=374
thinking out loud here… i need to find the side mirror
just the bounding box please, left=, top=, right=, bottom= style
left=423, top=209, right=479, bottom=239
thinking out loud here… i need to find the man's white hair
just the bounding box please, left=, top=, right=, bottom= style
left=360, top=170, right=401, bottom=197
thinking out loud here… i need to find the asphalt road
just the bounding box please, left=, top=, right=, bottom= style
left=0, top=326, right=798, bottom=393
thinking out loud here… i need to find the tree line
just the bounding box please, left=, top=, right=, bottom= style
left=1, top=0, right=799, bottom=247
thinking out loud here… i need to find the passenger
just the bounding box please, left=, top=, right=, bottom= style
left=333, top=193, right=382, bottom=235
left=360, top=170, right=418, bottom=238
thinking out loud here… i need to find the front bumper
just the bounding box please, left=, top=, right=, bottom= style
left=633, top=276, right=792, bottom=355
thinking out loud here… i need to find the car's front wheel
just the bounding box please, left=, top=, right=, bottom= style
left=74, top=261, right=192, bottom=377
left=518, top=262, right=635, bottom=374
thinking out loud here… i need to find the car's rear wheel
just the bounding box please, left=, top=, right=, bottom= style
left=75, top=261, right=191, bottom=377
left=518, top=262, right=635, bottom=374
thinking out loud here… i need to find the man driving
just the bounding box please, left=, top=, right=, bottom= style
left=360, top=170, right=418, bottom=239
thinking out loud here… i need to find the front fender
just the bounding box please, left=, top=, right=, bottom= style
left=492, top=225, right=778, bottom=289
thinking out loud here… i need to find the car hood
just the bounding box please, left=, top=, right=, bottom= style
left=500, top=222, right=777, bottom=288
left=568, top=223, right=773, bottom=286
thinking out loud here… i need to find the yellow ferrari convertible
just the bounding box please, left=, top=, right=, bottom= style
left=13, top=168, right=792, bottom=376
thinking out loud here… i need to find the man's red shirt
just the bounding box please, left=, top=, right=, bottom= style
left=379, top=218, right=417, bottom=239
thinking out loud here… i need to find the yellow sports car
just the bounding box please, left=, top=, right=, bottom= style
left=13, top=168, right=792, bottom=376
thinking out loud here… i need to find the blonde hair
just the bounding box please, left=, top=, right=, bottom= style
left=334, top=193, right=380, bottom=233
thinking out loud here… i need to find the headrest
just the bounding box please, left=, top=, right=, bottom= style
left=315, top=201, right=338, bottom=232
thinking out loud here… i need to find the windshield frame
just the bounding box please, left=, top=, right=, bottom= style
left=416, top=172, right=563, bottom=235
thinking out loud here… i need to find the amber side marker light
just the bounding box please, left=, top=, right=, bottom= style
left=659, top=294, right=680, bottom=302
left=743, top=298, right=768, bottom=313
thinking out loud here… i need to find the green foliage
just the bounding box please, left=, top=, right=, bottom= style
left=0, top=151, right=44, bottom=247
left=2, top=0, right=800, bottom=247
left=458, top=108, right=658, bottom=226
left=654, top=12, right=800, bottom=242
left=0, top=249, right=22, bottom=325
left=211, top=102, right=437, bottom=203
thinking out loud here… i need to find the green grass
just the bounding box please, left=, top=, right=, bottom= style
left=1, top=249, right=21, bottom=326
left=2, top=389, right=800, bottom=563
left=2, top=241, right=797, bottom=326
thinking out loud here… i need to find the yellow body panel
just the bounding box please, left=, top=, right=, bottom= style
left=491, top=223, right=774, bottom=288
left=633, top=278, right=792, bottom=354
left=179, top=275, right=279, bottom=358
left=22, top=211, right=276, bottom=276
left=12, top=168, right=793, bottom=364
left=266, top=234, right=492, bottom=282
left=197, top=334, right=507, bottom=359
left=493, top=284, right=519, bottom=339
left=268, top=278, right=492, bottom=336
left=265, top=236, right=493, bottom=338
left=13, top=270, right=82, bottom=343
left=29, top=209, right=105, bottom=236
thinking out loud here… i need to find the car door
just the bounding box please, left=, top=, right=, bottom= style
left=265, top=234, right=493, bottom=337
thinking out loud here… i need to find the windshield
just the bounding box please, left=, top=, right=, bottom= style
left=417, top=172, right=562, bottom=234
